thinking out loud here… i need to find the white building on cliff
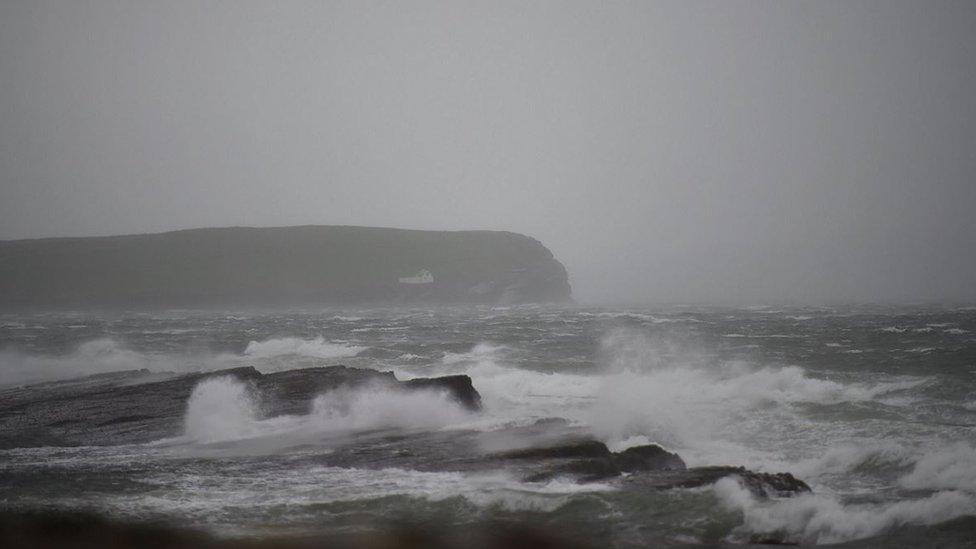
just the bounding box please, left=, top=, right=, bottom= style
left=398, top=269, right=434, bottom=284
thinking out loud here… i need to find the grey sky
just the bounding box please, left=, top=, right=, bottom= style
left=1, top=1, right=974, bottom=303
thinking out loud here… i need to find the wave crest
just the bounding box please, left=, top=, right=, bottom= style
left=715, top=476, right=976, bottom=544
left=243, top=337, right=367, bottom=360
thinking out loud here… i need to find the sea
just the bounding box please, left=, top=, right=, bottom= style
left=1, top=304, right=975, bottom=547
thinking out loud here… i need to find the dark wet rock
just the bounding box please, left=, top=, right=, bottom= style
left=260, top=365, right=396, bottom=415
left=0, top=365, right=482, bottom=448
left=0, top=368, right=812, bottom=503
left=735, top=469, right=812, bottom=497
left=500, top=440, right=685, bottom=482
left=625, top=465, right=811, bottom=497
left=489, top=437, right=806, bottom=498
left=403, top=375, right=482, bottom=411
left=506, top=440, right=618, bottom=482
left=614, top=444, right=686, bottom=472
left=501, top=439, right=613, bottom=461
left=749, top=533, right=800, bottom=545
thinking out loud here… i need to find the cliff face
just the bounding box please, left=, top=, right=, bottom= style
left=0, top=226, right=572, bottom=309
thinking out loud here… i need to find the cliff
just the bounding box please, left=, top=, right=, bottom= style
left=0, top=226, right=572, bottom=309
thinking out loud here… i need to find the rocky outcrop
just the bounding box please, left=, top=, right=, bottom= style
left=484, top=434, right=807, bottom=496
left=615, top=444, right=688, bottom=472
left=624, top=465, right=812, bottom=497
left=403, top=375, right=482, bottom=411
left=498, top=438, right=686, bottom=482
left=0, top=226, right=572, bottom=309
left=0, top=365, right=481, bottom=448
left=0, top=367, right=811, bottom=501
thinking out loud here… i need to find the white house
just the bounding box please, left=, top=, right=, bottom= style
left=398, top=269, right=434, bottom=284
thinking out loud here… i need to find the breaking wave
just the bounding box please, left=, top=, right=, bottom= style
left=712, top=440, right=976, bottom=544
left=587, top=330, right=925, bottom=464
left=243, top=337, right=367, bottom=360
left=0, top=338, right=194, bottom=386
left=715, top=477, right=976, bottom=544
left=400, top=333, right=927, bottom=470
left=183, top=376, right=261, bottom=442
left=899, top=442, right=976, bottom=492
left=308, top=384, right=474, bottom=431
left=0, top=335, right=369, bottom=386
left=178, top=376, right=474, bottom=445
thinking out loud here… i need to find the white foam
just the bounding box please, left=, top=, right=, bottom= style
left=587, top=330, right=925, bottom=465
left=243, top=337, right=367, bottom=360
left=905, top=347, right=936, bottom=353
left=714, top=476, right=976, bottom=544
left=108, top=466, right=616, bottom=526
left=175, top=376, right=475, bottom=447
left=792, top=442, right=914, bottom=479
left=899, top=443, right=976, bottom=493
left=308, top=384, right=474, bottom=431
left=183, top=376, right=261, bottom=443
left=411, top=334, right=928, bottom=472
left=440, top=342, right=509, bottom=365
left=0, top=338, right=195, bottom=386
left=0, top=335, right=371, bottom=387
left=402, top=342, right=598, bottom=424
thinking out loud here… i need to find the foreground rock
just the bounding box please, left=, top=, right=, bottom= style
left=0, top=367, right=810, bottom=500
left=0, top=365, right=480, bottom=449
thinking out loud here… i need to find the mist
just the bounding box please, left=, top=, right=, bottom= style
left=1, top=0, right=974, bottom=304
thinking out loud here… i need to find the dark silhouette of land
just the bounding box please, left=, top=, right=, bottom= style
left=0, top=226, right=571, bottom=309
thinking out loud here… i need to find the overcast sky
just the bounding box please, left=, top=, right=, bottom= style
left=1, top=1, right=974, bottom=303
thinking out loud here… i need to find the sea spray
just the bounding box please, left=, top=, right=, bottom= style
left=179, top=376, right=474, bottom=446
left=714, top=476, right=976, bottom=544
left=183, top=376, right=260, bottom=442
left=588, top=330, right=926, bottom=466
left=0, top=335, right=367, bottom=387
left=0, top=338, right=183, bottom=386
left=243, top=336, right=367, bottom=360
left=309, top=383, right=474, bottom=431
left=899, top=442, right=976, bottom=492
left=409, top=341, right=598, bottom=423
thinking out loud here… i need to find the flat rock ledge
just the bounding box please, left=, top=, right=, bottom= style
left=0, top=365, right=481, bottom=449
left=0, top=366, right=812, bottom=499
left=493, top=437, right=810, bottom=496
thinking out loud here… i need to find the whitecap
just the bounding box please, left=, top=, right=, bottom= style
left=714, top=476, right=976, bottom=544
left=243, top=336, right=367, bottom=360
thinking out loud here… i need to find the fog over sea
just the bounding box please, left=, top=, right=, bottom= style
left=1, top=304, right=974, bottom=546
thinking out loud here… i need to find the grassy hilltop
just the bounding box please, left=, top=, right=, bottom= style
left=0, top=226, right=571, bottom=309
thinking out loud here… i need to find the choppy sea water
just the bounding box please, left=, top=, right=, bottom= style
left=1, top=305, right=975, bottom=546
